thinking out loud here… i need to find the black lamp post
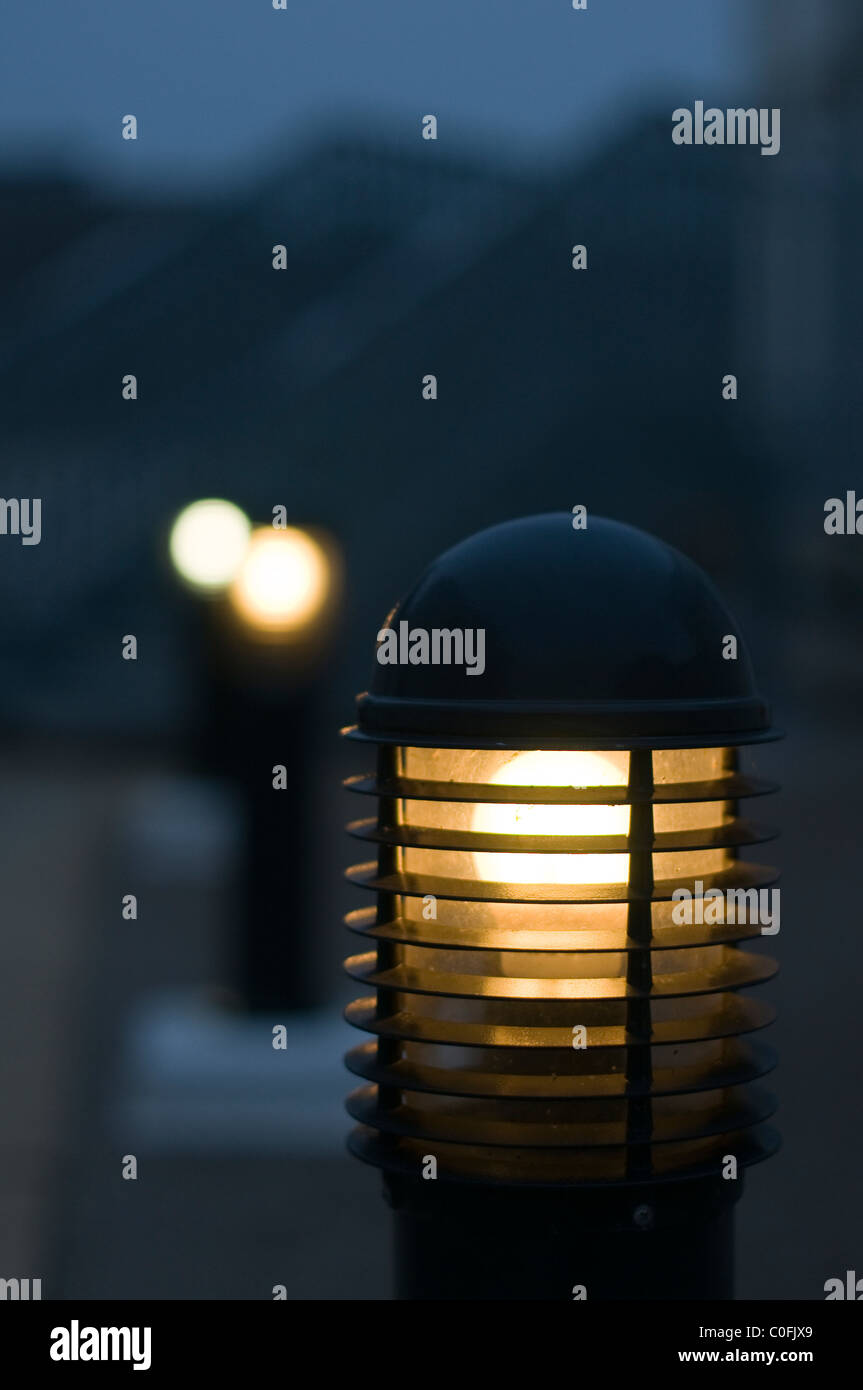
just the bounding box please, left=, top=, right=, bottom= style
left=169, top=504, right=342, bottom=1012
left=343, top=513, right=780, bottom=1300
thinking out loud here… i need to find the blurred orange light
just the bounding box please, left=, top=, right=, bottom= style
left=229, top=526, right=331, bottom=632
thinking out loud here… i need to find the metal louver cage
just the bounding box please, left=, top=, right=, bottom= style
left=343, top=738, right=780, bottom=1188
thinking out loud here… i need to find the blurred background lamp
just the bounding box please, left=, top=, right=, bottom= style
left=168, top=498, right=251, bottom=593
left=229, top=526, right=331, bottom=633
left=343, top=512, right=781, bottom=1301
left=168, top=511, right=343, bottom=1012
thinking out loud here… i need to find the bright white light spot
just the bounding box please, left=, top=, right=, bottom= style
left=472, top=750, right=630, bottom=885
left=169, top=499, right=251, bottom=592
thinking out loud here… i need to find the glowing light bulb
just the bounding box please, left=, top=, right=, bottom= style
left=229, top=526, right=331, bottom=632
left=472, top=750, right=630, bottom=885
left=168, top=499, right=251, bottom=592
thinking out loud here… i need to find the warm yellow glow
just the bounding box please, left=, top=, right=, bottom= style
left=472, top=750, right=630, bottom=885
left=229, top=526, right=330, bottom=631
left=168, top=498, right=251, bottom=592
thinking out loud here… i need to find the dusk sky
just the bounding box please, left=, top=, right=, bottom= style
left=0, top=0, right=754, bottom=191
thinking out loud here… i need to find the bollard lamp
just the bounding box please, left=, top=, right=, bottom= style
left=343, top=513, right=780, bottom=1301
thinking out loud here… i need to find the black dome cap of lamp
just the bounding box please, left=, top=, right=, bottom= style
left=356, top=513, right=775, bottom=748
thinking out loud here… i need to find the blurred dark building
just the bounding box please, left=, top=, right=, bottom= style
left=744, top=0, right=863, bottom=714
left=0, top=110, right=799, bottom=740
